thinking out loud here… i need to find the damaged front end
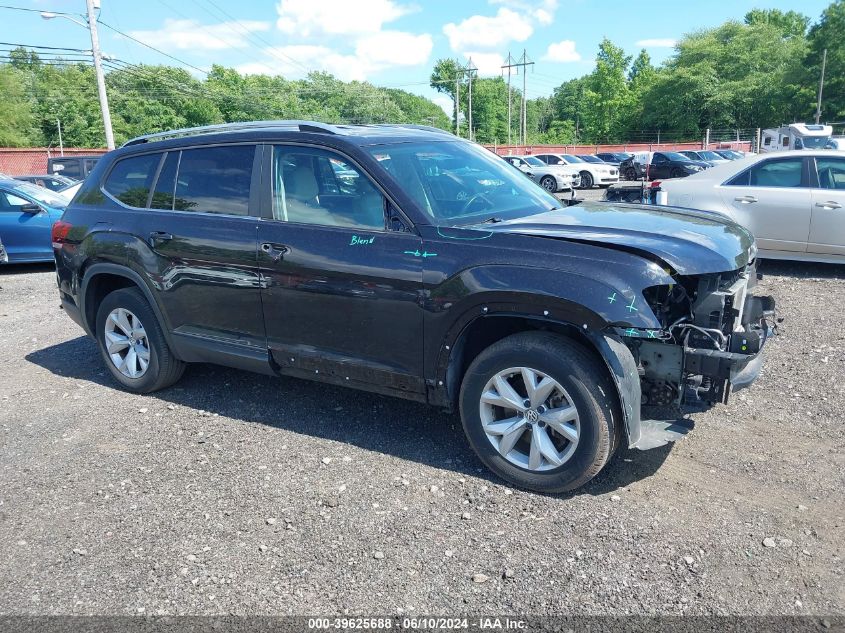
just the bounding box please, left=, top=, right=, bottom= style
left=617, top=256, right=777, bottom=418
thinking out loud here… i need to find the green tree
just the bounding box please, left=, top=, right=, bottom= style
left=0, top=66, right=38, bottom=146
left=580, top=38, right=632, bottom=142
left=807, top=0, right=845, bottom=121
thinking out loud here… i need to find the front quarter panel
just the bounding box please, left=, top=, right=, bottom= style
left=418, top=225, right=674, bottom=384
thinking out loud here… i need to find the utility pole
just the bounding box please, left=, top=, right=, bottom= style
left=502, top=50, right=533, bottom=145
left=519, top=50, right=533, bottom=145
left=86, top=0, right=114, bottom=149
left=501, top=52, right=516, bottom=146
left=815, top=48, right=827, bottom=125
left=57, top=119, right=64, bottom=156
left=465, top=58, right=477, bottom=141
left=455, top=60, right=460, bottom=137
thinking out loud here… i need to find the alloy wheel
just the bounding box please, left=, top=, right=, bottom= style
left=479, top=366, right=580, bottom=471
left=103, top=307, right=150, bottom=379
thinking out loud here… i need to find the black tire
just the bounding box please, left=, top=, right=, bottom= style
left=623, top=166, right=638, bottom=181
left=459, top=332, right=621, bottom=494
left=539, top=175, right=557, bottom=192
left=95, top=287, right=185, bottom=393
left=670, top=168, right=684, bottom=179
left=579, top=171, right=594, bottom=188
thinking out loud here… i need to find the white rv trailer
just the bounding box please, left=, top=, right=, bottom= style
left=761, top=123, right=833, bottom=152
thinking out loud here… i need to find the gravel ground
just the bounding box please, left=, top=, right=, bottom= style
left=0, top=260, right=843, bottom=617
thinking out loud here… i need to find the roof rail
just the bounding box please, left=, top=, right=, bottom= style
left=121, top=120, right=339, bottom=147
left=369, top=124, right=453, bottom=136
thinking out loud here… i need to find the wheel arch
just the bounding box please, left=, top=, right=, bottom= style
left=80, top=263, right=178, bottom=352
left=435, top=309, right=642, bottom=448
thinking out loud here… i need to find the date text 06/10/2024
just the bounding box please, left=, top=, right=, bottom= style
left=307, top=617, right=527, bottom=630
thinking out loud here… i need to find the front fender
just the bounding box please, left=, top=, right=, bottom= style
left=425, top=264, right=669, bottom=382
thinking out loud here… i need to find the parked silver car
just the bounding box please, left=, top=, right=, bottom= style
left=502, top=155, right=581, bottom=192
left=659, top=150, right=845, bottom=262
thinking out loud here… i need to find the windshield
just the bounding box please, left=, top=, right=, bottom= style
left=523, top=156, right=545, bottom=167
left=699, top=151, right=723, bottom=161
left=581, top=156, right=603, bottom=163
left=796, top=136, right=831, bottom=149
left=563, top=154, right=584, bottom=163
left=367, top=141, right=561, bottom=223
left=661, top=152, right=692, bottom=162
left=12, top=182, right=67, bottom=207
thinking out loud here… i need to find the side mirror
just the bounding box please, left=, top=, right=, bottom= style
left=21, top=203, right=42, bottom=214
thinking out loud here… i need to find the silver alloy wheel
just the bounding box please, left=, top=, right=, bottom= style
left=540, top=176, right=556, bottom=192
left=479, top=366, right=580, bottom=471
left=103, top=307, right=150, bottom=379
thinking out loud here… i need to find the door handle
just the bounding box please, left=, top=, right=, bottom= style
left=734, top=195, right=758, bottom=203
left=815, top=201, right=842, bottom=209
left=261, top=242, right=289, bottom=262
left=149, top=231, right=173, bottom=246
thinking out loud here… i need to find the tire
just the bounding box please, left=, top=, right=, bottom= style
left=670, top=168, right=683, bottom=178
left=623, top=167, right=638, bottom=181
left=539, top=175, right=557, bottom=192
left=459, top=331, right=620, bottom=494
left=579, top=171, right=594, bottom=189
left=95, top=287, right=185, bottom=393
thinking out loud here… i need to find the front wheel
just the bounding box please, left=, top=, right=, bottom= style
left=623, top=166, right=638, bottom=181
left=539, top=175, right=557, bottom=192
left=579, top=171, right=594, bottom=188
left=459, top=332, right=620, bottom=493
left=95, top=287, right=185, bottom=393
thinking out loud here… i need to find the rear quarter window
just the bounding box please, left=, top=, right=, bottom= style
left=103, top=153, right=163, bottom=207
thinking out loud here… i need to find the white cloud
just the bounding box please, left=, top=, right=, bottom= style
left=543, top=40, right=581, bottom=63
left=275, top=0, right=415, bottom=37
left=636, top=38, right=677, bottom=48
left=128, top=18, right=270, bottom=51
left=490, top=0, right=558, bottom=26
left=238, top=45, right=364, bottom=81
left=237, top=32, right=433, bottom=82
left=462, top=52, right=504, bottom=77
left=443, top=8, right=532, bottom=51
left=432, top=94, right=454, bottom=117
left=355, top=31, right=433, bottom=67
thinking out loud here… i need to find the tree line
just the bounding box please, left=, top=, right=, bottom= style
left=1, top=1, right=842, bottom=148
left=0, top=51, right=451, bottom=148
left=431, top=1, right=845, bottom=144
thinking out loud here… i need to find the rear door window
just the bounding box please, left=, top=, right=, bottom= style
left=172, top=145, right=255, bottom=216
left=103, top=153, right=163, bottom=207
left=815, top=157, right=845, bottom=190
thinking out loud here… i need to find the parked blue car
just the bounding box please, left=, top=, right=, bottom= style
left=0, top=178, right=68, bottom=263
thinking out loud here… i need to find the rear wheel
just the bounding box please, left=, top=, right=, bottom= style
left=539, top=175, right=557, bottom=192
left=623, top=166, right=638, bottom=181
left=579, top=171, right=594, bottom=188
left=95, top=287, right=185, bottom=393
left=459, top=332, right=620, bottom=493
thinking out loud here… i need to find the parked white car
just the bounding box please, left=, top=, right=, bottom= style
left=659, top=150, right=845, bottom=263
left=502, top=155, right=581, bottom=193
left=533, top=153, right=619, bottom=188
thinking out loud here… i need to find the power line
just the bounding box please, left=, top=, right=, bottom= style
left=0, top=40, right=90, bottom=52
left=194, top=0, right=312, bottom=75
left=97, top=20, right=209, bottom=75
left=0, top=4, right=74, bottom=15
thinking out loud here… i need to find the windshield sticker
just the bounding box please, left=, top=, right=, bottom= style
left=349, top=235, right=375, bottom=246
left=608, top=292, right=617, bottom=304
left=404, top=250, right=438, bottom=258
left=626, top=297, right=638, bottom=313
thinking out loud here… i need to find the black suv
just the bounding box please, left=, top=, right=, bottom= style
left=53, top=121, right=775, bottom=493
